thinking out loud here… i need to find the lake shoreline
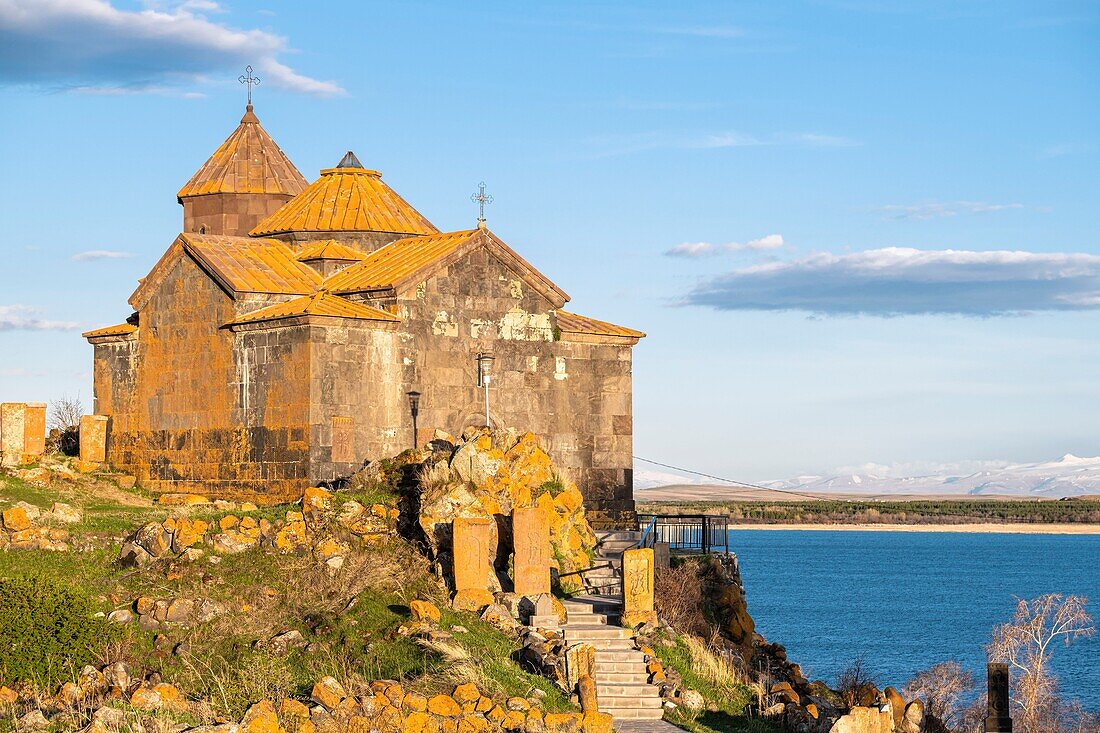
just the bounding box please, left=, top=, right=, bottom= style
left=724, top=522, right=1100, bottom=534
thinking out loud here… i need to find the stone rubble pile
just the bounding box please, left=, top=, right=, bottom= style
left=0, top=500, right=80, bottom=552
left=0, top=664, right=614, bottom=733
left=117, top=487, right=397, bottom=570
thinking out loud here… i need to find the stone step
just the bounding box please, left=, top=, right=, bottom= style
left=569, top=637, right=636, bottom=651
left=599, top=540, right=638, bottom=551
left=564, top=601, right=622, bottom=615
left=601, top=707, right=665, bottom=720
left=597, top=693, right=664, bottom=708
left=595, top=649, right=645, bottom=662
left=594, top=658, right=648, bottom=671
left=594, top=671, right=651, bottom=684
left=562, top=625, right=631, bottom=640
left=563, top=613, right=606, bottom=625
left=597, top=684, right=661, bottom=699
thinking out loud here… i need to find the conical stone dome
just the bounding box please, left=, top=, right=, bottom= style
left=249, top=151, right=438, bottom=248
left=178, top=105, right=308, bottom=236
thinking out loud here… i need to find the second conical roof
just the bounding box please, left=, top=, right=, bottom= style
left=250, top=152, right=438, bottom=237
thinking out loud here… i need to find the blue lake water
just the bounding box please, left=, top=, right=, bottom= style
left=729, top=530, right=1100, bottom=711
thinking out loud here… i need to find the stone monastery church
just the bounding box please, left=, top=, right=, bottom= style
left=84, top=104, right=644, bottom=527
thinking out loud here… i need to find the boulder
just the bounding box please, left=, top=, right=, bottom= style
left=410, top=599, right=442, bottom=623
left=829, top=706, right=894, bottom=733
left=46, top=502, right=82, bottom=524
left=131, top=522, right=171, bottom=557
left=2, top=507, right=31, bottom=532
left=884, top=687, right=905, bottom=728
left=311, top=676, right=346, bottom=710
left=899, top=701, right=924, bottom=733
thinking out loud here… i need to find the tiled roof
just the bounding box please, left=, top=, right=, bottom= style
left=177, top=105, right=307, bottom=200
left=82, top=323, right=137, bottom=339
left=556, top=310, right=645, bottom=339
left=296, top=240, right=366, bottom=262
left=324, top=229, right=480, bottom=293
left=131, top=233, right=321, bottom=309
left=225, top=291, right=400, bottom=327
left=250, top=156, right=438, bottom=237
left=182, top=232, right=321, bottom=296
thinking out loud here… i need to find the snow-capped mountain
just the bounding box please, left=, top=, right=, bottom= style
left=635, top=455, right=1100, bottom=497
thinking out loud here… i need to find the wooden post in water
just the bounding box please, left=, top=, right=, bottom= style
left=984, top=662, right=1013, bottom=732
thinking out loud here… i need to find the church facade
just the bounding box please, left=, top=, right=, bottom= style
left=84, top=105, right=643, bottom=528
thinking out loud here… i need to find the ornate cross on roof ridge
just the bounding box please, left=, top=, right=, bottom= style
left=470, top=181, right=493, bottom=226
left=239, top=65, right=260, bottom=106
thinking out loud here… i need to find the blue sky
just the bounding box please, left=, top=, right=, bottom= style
left=1, top=0, right=1098, bottom=481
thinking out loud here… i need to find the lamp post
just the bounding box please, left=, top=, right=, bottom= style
left=406, top=391, right=421, bottom=450
left=476, top=353, right=495, bottom=427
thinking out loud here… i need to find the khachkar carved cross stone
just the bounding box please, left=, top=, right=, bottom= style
left=985, top=662, right=1013, bottom=732
left=470, top=182, right=493, bottom=225
left=621, top=547, right=657, bottom=628
left=451, top=517, right=496, bottom=611
left=239, top=65, right=260, bottom=105
left=513, top=507, right=551, bottom=597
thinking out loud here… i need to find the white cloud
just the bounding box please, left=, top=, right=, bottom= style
left=588, top=130, right=857, bottom=158
left=71, top=250, right=136, bottom=261
left=681, top=247, right=1100, bottom=316
left=0, top=305, right=80, bottom=331
left=874, top=201, right=1026, bottom=220
left=0, top=0, right=344, bottom=96
left=0, top=367, right=48, bottom=378
left=665, top=234, right=785, bottom=258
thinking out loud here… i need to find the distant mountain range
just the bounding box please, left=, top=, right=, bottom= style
left=635, top=454, right=1100, bottom=498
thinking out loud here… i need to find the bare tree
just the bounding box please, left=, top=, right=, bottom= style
left=987, top=594, right=1096, bottom=733
left=904, top=660, right=975, bottom=728
left=48, top=395, right=84, bottom=432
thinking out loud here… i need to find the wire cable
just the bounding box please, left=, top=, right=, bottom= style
left=633, top=455, right=828, bottom=502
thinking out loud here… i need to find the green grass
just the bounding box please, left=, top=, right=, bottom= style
left=439, top=609, right=573, bottom=711
left=0, top=461, right=576, bottom=723
left=655, top=640, right=781, bottom=733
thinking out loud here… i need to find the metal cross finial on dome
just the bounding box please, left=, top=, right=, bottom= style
left=471, top=182, right=493, bottom=227
left=239, top=65, right=260, bottom=105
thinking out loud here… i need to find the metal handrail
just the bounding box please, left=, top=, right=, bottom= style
left=636, top=513, right=731, bottom=556
left=635, top=515, right=658, bottom=549
left=557, top=562, right=614, bottom=579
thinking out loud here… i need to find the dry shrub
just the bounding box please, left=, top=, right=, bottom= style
left=418, top=461, right=459, bottom=502
left=903, top=660, right=974, bottom=728
left=837, top=657, right=876, bottom=709
left=654, top=561, right=709, bottom=637
left=682, top=634, right=752, bottom=690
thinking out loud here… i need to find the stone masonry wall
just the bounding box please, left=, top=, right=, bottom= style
left=100, top=254, right=311, bottom=502
left=306, top=323, right=403, bottom=483
left=341, top=245, right=636, bottom=527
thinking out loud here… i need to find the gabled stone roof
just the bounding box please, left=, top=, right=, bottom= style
left=249, top=153, right=439, bottom=237
left=129, top=232, right=320, bottom=309
left=556, top=310, right=645, bottom=343
left=177, top=105, right=308, bottom=201
left=323, top=227, right=570, bottom=308
left=224, top=290, right=400, bottom=328
left=81, top=323, right=137, bottom=339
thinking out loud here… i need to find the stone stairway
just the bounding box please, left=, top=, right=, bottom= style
left=562, top=596, right=664, bottom=721
left=582, top=530, right=641, bottom=597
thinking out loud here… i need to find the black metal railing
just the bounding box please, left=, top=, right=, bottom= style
left=636, top=513, right=731, bottom=555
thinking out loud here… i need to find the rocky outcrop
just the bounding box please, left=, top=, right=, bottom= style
left=364, top=428, right=598, bottom=593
